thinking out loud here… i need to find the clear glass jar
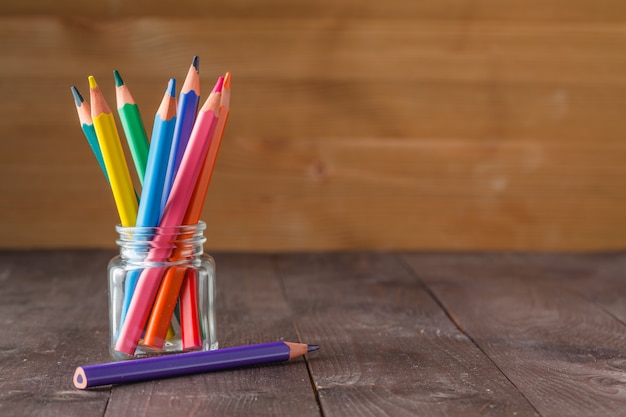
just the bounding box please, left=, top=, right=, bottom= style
left=108, top=221, right=217, bottom=360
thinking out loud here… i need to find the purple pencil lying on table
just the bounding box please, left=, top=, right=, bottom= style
left=73, top=341, right=319, bottom=389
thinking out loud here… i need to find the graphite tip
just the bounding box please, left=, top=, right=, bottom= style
left=70, top=86, right=84, bottom=106
left=113, top=69, right=124, bottom=87
left=192, top=56, right=199, bottom=71
left=166, top=78, right=176, bottom=97
left=307, top=344, right=320, bottom=353
left=212, top=76, right=224, bottom=93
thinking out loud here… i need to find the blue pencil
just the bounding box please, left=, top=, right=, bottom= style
left=119, top=79, right=178, bottom=328
left=160, top=56, right=200, bottom=215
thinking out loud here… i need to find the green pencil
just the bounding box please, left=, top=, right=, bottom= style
left=114, top=70, right=150, bottom=185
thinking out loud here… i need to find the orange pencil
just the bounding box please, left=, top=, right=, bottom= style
left=142, top=76, right=225, bottom=350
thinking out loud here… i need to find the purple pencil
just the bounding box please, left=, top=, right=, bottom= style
left=73, top=342, right=319, bottom=389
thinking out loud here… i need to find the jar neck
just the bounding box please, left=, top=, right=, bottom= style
left=116, top=221, right=206, bottom=265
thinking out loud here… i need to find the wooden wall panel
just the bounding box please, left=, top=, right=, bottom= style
left=1, top=9, right=625, bottom=250
left=3, top=1, right=626, bottom=22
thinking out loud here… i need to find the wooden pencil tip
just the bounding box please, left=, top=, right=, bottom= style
left=167, top=78, right=176, bottom=97
left=113, top=70, right=124, bottom=87
left=307, top=344, right=320, bottom=353
left=192, top=56, right=199, bottom=72
left=88, top=76, right=98, bottom=89
left=223, top=72, right=231, bottom=90
left=71, top=86, right=84, bottom=106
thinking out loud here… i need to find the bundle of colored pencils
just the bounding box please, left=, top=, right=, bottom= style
left=71, top=56, right=231, bottom=356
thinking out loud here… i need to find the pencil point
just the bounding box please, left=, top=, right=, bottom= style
left=223, top=72, right=231, bottom=90
left=71, top=86, right=84, bottom=106
left=88, top=76, right=98, bottom=89
left=307, top=344, right=320, bottom=353
left=213, top=76, right=224, bottom=93
left=192, top=56, right=199, bottom=72
left=113, top=70, right=124, bottom=87
left=167, top=78, right=176, bottom=97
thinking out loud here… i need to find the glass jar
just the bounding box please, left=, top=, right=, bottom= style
left=108, top=221, right=217, bottom=360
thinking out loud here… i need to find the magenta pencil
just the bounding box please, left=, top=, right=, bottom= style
left=114, top=78, right=222, bottom=356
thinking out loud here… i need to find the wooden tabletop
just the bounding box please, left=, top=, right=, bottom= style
left=1, top=250, right=626, bottom=416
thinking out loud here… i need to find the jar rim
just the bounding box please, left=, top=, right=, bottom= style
left=115, top=221, right=206, bottom=235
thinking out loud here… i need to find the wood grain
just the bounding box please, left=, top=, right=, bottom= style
left=275, top=252, right=539, bottom=416
left=403, top=253, right=626, bottom=416
left=3, top=250, right=626, bottom=416
left=3, top=0, right=626, bottom=22
left=0, top=250, right=112, bottom=417
left=2, top=13, right=626, bottom=250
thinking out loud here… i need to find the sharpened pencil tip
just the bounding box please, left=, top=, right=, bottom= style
left=88, top=76, right=98, bottom=89
left=213, top=76, right=224, bottom=93
left=113, top=70, right=124, bottom=87
left=166, top=78, right=176, bottom=97
left=223, top=72, right=231, bottom=90
left=71, top=86, right=84, bottom=106
left=307, top=344, right=320, bottom=353
left=192, top=56, right=199, bottom=72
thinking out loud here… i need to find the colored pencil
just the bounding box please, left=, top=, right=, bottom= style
left=114, top=78, right=222, bottom=356
left=141, top=266, right=189, bottom=349
left=161, top=56, right=201, bottom=214
left=136, top=78, right=178, bottom=230
left=119, top=79, right=178, bottom=328
left=179, top=268, right=202, bottom=349
left=71, top=86, right=109, bottom=183
left=178, top=71, right=231, bottom=350
left=186, top=72, right=231, bottom=224
left=114, top=70, right=150, bottom=185
left=74, top=342, right=319, bottom=389
left=142, top=77, right=224, bottom=350
left=89, top=76, right=138, bottom=227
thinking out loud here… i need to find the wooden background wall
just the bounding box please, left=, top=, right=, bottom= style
left=1, top=1, right=626, bottom=251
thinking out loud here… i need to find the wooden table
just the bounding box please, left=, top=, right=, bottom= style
left=1, top=250, right=626, bottom=416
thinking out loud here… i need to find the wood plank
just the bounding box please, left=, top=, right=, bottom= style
left=3, top=18, right=626, bottom=85
left=403, top=253, right=626, bottom=417
left=104, top=253, right=320, bottom=417
left=5, top=78, right=626, bottom=143
left=275, top=252, right=540, bottom=416
left=3, top=0, right=626, bottom=22
left=3, top=134, right=626, bottom=250
left=0, top=249, right=112, bottom=417
left=500, top=253, right=626, bottom=327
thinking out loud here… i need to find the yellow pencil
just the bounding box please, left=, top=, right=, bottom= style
left=89, top=75, right=138, bottom=227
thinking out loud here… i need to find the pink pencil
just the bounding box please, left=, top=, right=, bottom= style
left=114, top=78, right=222, bottom=356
